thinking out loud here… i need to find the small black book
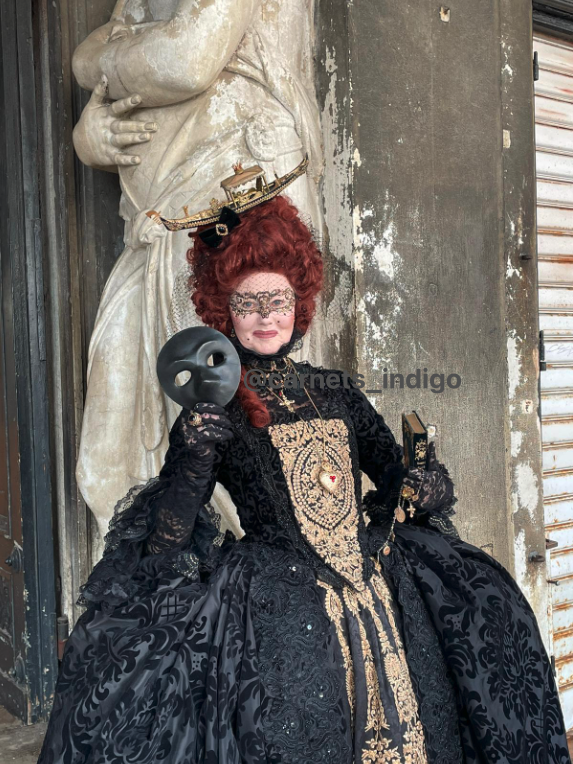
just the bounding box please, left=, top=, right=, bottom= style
left=402, top=411, right=428, bottom=471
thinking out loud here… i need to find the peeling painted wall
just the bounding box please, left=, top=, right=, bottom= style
left=316, top=0, right=545, bottom=626
left=316, top=35, right=355, bottom=368
left=501, top=1, right=548, bottom=638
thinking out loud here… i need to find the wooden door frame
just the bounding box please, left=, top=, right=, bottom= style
left=0, top=0, right=59, bottom=722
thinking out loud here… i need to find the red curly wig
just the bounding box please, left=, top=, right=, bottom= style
left=188, top=195, right=323, bottom=427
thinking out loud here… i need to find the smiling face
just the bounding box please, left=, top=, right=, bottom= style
left=229, top=272, right=296, bottom=355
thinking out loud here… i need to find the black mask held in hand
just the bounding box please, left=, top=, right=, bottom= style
left=157, top=327, right=241, bottom=410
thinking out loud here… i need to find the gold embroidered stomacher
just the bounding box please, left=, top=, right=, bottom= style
left=269, top=418, right=366, bottom=590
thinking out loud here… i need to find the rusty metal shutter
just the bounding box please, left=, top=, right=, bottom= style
left=535, top=32, right=573, bottom=729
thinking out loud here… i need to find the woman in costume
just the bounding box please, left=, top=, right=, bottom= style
left=39, top=166, right=570, bottom=764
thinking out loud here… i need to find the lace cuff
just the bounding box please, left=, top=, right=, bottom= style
left=412, top=461, right=460, bottom=539
left=417, top=497, right=460, bottom=538
left=76, top=477, right=229, bottom=613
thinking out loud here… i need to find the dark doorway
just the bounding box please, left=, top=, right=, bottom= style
left=0, top=0, right=58, bottom=722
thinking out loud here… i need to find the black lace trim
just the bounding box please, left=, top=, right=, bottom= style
left=76, top=478, right=229, bottom=613
left=412, top=460, right=461, bottom=539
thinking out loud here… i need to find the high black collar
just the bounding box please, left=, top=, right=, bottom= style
left=230, top=329, right=303, bottom=369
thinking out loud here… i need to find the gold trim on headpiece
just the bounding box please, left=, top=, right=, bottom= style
left=146, top=155, right=309, bottom=232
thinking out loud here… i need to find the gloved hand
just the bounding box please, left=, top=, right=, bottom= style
left=401, top=441, right=455, bottom=513
left=181, top=402, right=234, bottom=461
left=145, top=404, right=233, bottom=556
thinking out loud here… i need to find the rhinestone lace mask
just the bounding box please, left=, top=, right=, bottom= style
left=229, top=272, right=297, bottom=354
left=229, top=272, right=296, bottom=320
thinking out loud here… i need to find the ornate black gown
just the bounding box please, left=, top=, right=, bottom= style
left=38, top=359, right=571, bottom=764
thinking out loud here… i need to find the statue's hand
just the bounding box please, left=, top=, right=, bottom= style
left=72, top=75, right=158, bottom=170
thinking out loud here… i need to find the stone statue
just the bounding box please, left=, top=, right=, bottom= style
left=72, top=0, right=325, bottom=540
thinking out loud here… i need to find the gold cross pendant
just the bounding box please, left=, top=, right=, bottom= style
left=277, top=391, right=296, bottom=413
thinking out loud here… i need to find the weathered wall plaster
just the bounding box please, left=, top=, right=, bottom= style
left=500, top=0, right=548, bottom=638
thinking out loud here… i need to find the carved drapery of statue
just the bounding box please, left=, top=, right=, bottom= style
left=72, top=0, right=325, bottom=540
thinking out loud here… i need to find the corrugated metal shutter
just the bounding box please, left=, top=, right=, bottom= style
left=535, top=33, right=573, bottom=730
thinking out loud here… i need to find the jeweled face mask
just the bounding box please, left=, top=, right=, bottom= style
left=229, top=272, right=297, bottom=355
left=229, top=286, right=296, bottom=319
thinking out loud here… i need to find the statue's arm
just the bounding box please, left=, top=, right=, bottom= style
left=73, top=0, right=262, bottom=107
left=72, top=77, right=157, bottom=171
left=70, top=0, right=138, bottom=84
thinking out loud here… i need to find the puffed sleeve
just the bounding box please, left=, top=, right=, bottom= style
left=343, top=379, right=406, bottom=521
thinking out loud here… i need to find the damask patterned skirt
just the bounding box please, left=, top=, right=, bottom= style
left=38, top=541, right=428, bottom=764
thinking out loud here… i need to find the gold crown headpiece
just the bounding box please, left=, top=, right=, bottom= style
left=146, top=155, right=308, bottom=233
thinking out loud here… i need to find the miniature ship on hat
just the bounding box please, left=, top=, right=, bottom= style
left=147, top=155, right=308, bottom=232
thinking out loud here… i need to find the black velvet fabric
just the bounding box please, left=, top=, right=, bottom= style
left=38, top=361, right=570, bottom=764
left=385, top=525, right=570, bottom=763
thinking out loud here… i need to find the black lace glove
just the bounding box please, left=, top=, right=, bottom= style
left=402, top=442, right=454, bottom=512
left=181, top=402, right=234, bottom=457
left=400, top=441, right=459, bottom=537
left=145, top=403, right=234, bottom=554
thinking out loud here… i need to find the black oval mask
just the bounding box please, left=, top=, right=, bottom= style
left=157, top=327, right=241, bottom=410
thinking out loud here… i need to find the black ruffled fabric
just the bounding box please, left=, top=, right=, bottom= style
left=77, top=404, right=241, bottom=614
left=76, top=477, right=231, bottom=613
left=76, top=477, right=168, bottom=611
